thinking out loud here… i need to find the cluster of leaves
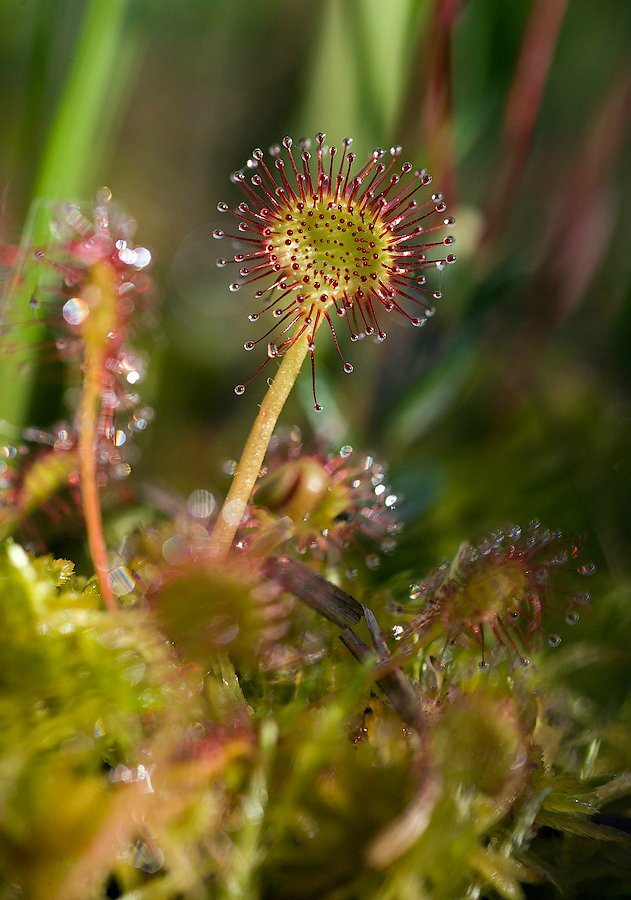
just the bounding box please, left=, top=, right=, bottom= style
left=0, top=17, right=629, bottom=893
left=1, top=430, right=630, bottom=900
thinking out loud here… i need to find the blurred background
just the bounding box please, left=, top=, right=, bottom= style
left=0, top=0, right=630, bottom=653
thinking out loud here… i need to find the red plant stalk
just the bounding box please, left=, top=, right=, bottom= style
left=77, top=261, right=118, bottom=610
left=480, top=0, right=569, bottom=260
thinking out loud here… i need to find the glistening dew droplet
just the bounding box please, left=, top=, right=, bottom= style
left=186, top=489, right=216, bottom=520
left=108, top=565, right=136, bottom=597
left=62, top=297, right=89, bottom=326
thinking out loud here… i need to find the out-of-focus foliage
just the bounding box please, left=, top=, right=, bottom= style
left=1, top=538, right=629, bottom=899
left=0, top=0, right=630, bottom=897
left=0, top=541, right=179, bottom=896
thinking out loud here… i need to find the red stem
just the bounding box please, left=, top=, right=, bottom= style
left=480, top=0, right=569, bottom=260
left=78, top=263, right=117, bottom=611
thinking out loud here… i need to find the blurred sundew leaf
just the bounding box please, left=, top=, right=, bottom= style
left=0, top=448, right=79, bottom=542
left=0, top=0, right=138, bottom=433
left=148, top=560, right=288, bottom=673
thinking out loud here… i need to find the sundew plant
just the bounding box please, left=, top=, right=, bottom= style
left=0, top=2, right=630, bottom=899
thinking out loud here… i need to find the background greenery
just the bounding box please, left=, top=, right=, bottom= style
left=2, top=0, right=629, bottom=570
left=0, top=1, right=630, bottom=895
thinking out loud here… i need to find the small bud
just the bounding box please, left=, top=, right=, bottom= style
left=250, top=429, right=399, bottom=566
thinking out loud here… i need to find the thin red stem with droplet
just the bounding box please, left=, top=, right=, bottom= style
left=77, top=261, right=117, bottom=610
